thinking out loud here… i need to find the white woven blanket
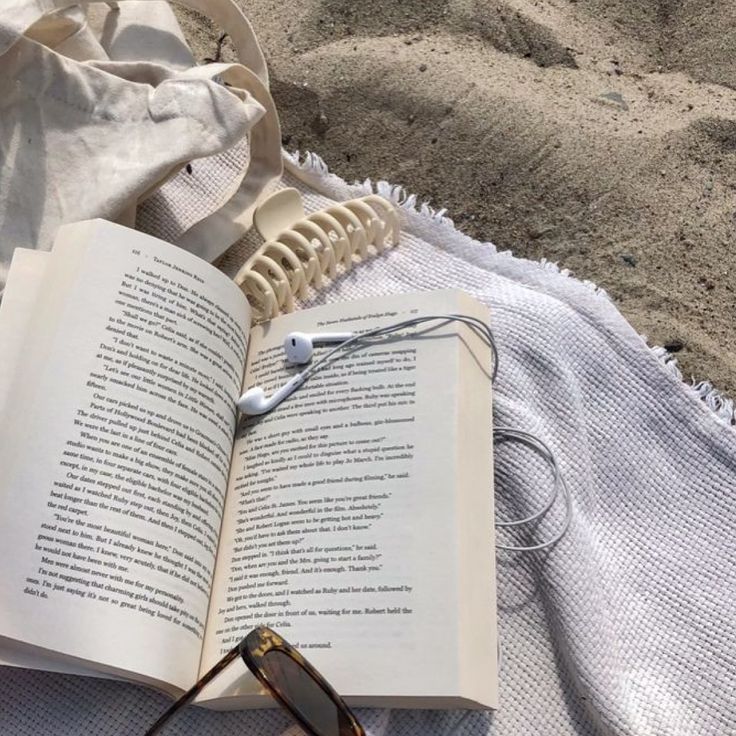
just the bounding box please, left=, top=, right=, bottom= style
left=1, top=155, right=734, bottom=735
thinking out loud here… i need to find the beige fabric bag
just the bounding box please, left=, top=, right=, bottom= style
left=0, top=0, right=282, bottom=287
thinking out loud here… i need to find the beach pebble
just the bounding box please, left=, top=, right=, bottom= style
left=529, top=224, right=555, bottom=239
left=311, top=112, right=329, bottom=136
left=599, top=91, right=628, bottom=110
left=664, top=339, right=686, bottom=353
left=620, top=253, right=637, bottom=267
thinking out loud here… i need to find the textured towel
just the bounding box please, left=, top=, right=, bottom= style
left=1, top=153, right=734, bottom=736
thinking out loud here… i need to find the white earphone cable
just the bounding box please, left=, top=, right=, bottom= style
left=300, top=314, right=498, bottom=384
left=245, top=314, right=571, bottom=553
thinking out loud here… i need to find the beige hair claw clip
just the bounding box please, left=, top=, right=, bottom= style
left=235, top=188, right=400, bottom=321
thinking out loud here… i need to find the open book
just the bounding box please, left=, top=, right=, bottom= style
left=0, top=220, right=497, bottom=710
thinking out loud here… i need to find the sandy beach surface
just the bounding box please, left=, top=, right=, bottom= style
left=179, top=1, right=736, bottom=395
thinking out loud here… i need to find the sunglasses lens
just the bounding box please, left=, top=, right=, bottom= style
left=261, top=649, right=355, bottom=736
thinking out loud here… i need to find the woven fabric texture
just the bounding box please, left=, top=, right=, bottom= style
left=136, top=138, right=252, bottom=244
left=1, top=159, right=734, bottom=736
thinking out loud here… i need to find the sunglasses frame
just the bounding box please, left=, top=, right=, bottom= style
left=145, top=626, right=364, bottom=736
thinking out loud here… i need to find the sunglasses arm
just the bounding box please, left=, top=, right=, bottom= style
left=144, top=645, right=242, bottom=736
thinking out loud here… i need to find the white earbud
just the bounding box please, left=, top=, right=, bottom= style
left=237, top=374, right=305, bottom=416
left=283, top=331, right=354, bottom=364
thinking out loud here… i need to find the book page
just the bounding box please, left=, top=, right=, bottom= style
left=202, top=290, right=496, bottom=708
left=0, top=220, right=250, bottom=690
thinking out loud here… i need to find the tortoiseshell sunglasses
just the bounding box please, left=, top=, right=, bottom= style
left=145, top=627, right=365, bottom=736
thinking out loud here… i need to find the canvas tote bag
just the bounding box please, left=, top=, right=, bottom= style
left=0, top=0, right=282, bottom=288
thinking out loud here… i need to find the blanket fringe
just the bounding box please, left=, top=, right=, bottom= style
left=285, top=150, right=456, bottom=226
left=285, top=149, right=733, bottom=427
left=370, top=180, right=453, bottom=225
left=650, top=346, right=735, bottom=425
left=286, top=150, right=331, bottom=177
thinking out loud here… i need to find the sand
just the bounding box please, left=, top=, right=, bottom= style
left=177, top=1, right=736, bottom=395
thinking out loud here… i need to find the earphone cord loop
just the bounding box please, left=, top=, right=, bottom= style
left=492, top=427, right=573, bottom=553
left=495, top=470, right=572, bottom=553
left=492, top=429, right=561, bottom=528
